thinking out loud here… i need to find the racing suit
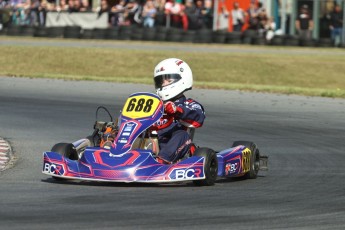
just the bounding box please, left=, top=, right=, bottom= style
left=155, top=95, right=205, bottom=163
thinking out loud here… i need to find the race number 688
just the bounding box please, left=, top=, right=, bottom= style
left=126, top=98, right=154, bottom=113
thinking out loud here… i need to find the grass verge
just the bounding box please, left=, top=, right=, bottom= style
left=0, top=37, right=344, bottom=98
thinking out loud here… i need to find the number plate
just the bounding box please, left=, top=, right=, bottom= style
left=122, top=94, right=161, bottom=119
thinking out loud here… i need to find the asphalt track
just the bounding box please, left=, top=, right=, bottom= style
left=0, top=77, right=345, bottom=230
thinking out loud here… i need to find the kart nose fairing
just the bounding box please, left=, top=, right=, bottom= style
left=43, top=148, right=206, bottom=183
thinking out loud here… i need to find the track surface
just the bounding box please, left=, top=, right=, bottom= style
left=0, top=77, right=344, bottom=230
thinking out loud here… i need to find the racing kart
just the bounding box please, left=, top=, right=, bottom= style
left=42, top=92, right=268, bottom=186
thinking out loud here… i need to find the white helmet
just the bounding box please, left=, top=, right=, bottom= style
left=154, top=58, right=193, bottom=101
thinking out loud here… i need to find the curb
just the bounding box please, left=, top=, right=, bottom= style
left=0, top=137, right=13, bottom=171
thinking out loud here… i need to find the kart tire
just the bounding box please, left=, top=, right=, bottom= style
left=51, top=143, right=78, bottom=160
left=193, top=147, right=218, bottom=186
left=232, top=141, right=260, bottom=179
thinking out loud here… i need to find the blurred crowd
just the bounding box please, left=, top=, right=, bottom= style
left=0, top=0, right=214, bottom=30
left=0, top=0, right=343, bottom=46
left=220, top=1, right=276, bottom=41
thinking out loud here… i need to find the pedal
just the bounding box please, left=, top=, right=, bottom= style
left=259, top=155, right=268, bottom=171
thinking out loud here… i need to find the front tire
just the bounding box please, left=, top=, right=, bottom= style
left=193, top=148, right=218, bottom=186
left=51, top=143, right=78, bottom=160
left=232, top=141, right=260, bottom=179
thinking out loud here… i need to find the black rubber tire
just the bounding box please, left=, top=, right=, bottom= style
left=51, top=143, right=78, bottom=160
left=20, top=26, right=35, bottom=37
left=142, top=28, right=156, bottom=41
left=34, top=26, right=48, bottom=37
left=6, top=26, right=21, bottom=36
left=63, top=26, right=81, bottom=39
left=46, top=27, right=64, bottom=38
left=232, top=141, right=260, bottom=179
left=212, top=31, right=227, bottom=44
left=194, top=29, right=213, bottom=43
left=193, top=147, right=218, bottom=186
left=92, top=28, right=107, bottom=40
left=50, top=143, right=78, bottom=180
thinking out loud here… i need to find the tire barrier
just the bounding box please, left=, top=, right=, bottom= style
left=212, top=30, right=227, bottom=44
left=118, top=26, right=132, bottom=40
left=155, top=26, right=168, bottom=41
left=181, top=30, right=196, bottom=43
left=142, top=28, right=156, bottom=41
left=130, top=27, right=144, bottom=41
left=166, top=28, right=183, bottom=42
left=195, top=29, right=213, bottom=43
left=1, top=25, right=341, bottom=48
left=34, top=26, right=48, bottom=37
left=92, top=28, right=107, bottom=40
left=46, top=26, right=64, bottom=38
left=64, top=26, right=82, bottom=39
left=225, top=32, right=242, bottom=44
left=80, top=29, right=93, bottom=39
left=105, top=27, right=119, bottom=40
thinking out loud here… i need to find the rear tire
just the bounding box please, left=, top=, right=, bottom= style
left=232, top=141, right=260, bottom=179
left=193, top=148, right=218, bottom=186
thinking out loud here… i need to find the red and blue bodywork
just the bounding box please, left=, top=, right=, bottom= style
left=42, top=92, right=253, bottom=183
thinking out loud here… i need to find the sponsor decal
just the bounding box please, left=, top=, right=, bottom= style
left=43, top=162, right=64, bottom=175
left=124, top=123, right=135, bottom=132
left=122, top=132, right=130, bottom=136
left=242, top=148, right=251, bottom=173
left=175, top=60, right=183, bottom=66
left=155, top=66, right=165, bottom=73
left=119, top=139, right=128, bottom=144
left=225, top=162, right=239, bottom=175
left=169, top=168, right=202, bottom=180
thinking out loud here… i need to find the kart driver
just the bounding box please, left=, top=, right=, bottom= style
left=152, top=58, right=205, bottom=164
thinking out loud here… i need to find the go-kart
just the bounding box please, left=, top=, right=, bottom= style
left=42, top=92, right=268, bottom=186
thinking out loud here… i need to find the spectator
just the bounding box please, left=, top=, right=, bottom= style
left=111, top=0, right=127, bottom=26
left=10, top=0, right=30, bottom=25
left=29, top=0, right=40, bottom=25
left=125, top=0, right=141, bottom=25
left=231, top=1, right=244, bottom=32
left=202, top=0, right=212, bottom=29
left=38, top=0, right=47, bottom=25
left=69, top=0, right=81, bottom=12
left=183, top=0, right=196, bottom=29
left=56, top=0, right=68, bottom=12
left=0, top=0, right=9, bottom=29
left=245, top=1, right=259, bottom=30
left=164, top=0, right=184, bottom=28
left=67, top=0, right=74, bottom=12
left=194, top=0, right=205, bottom=28
left=80, top=0, right=91, bottom=12
left=142, top=0, right=156, bottom=28
left=154, top=0, right=165, bottom=12
left=295, top=4, right=313, bottom=40
left=329, top=4, right=343, bottom=47
left=97, top=0, right=111, bottom=27
left=217, top=2, right=228, bottom=31
left=264, top=17, right=276, bottom=42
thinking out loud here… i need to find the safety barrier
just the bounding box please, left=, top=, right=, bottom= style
left=0, top=25, right=338, bottom=48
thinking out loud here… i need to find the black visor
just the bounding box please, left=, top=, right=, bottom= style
left=154, top=74, right=182, bottom=89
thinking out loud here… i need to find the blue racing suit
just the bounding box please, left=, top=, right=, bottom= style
left=155, top=95, right=205, bottom=163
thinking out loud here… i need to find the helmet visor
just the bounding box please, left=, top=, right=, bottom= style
left=154, top=74, right=182, bottom=90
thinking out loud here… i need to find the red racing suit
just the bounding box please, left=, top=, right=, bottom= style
left=154, top=95, right=205, bottom=163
